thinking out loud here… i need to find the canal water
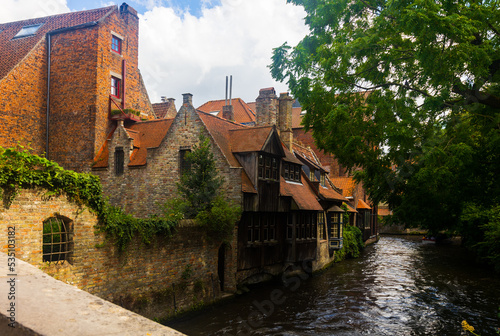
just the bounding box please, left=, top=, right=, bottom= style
left=167, top=236, right=500, bottom=335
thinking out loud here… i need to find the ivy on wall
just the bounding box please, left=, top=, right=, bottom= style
left=0, top=146, right=176, bottom=251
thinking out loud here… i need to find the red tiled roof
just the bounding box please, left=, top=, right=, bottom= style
left=280, top=174, right=322, bottom=211
left=357, top=199, right=372, bottom=210
left=292, top=106, right=304, bottom=129
left=241, top=170, right=257, bottom=194
left=0, top=5, right=115, bottom=80
left=330, top=177, right=356, bottom=197
left=343, top=202, right=358, bottom=213
left=92, top=119, right=173, bottom=168
left=198, top=98, right=256, bottom=124
left=378, top=208, right=391, bottom=216
left=319, top=184, right=347, bottom=202
left=197, top=110, right=247, bottom=167
left=152, top=100, right=177, bottom=119
left=282, top=143, right=303, bottom=165
left=229, top=126, right=275, bottom=153
left=127, top=119, right=173, bottom=166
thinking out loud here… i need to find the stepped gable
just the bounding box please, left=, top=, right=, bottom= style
left=0, top=5, right=115, bottom=80
left=198, top=98, right=256, bottom=124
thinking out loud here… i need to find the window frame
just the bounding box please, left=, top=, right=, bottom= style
left=42, top=216, right=72, bottom=264
left=111, top=76, right=121, bottom=98
left=111, top=35, right=122, bottom=54
left=114, top=147, right=124, bottom=176
left=13, top=23, right=43, bottom=39
left=179, top=148, right=191, bottom=177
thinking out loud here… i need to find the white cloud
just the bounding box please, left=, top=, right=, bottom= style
left=0, top=0, right=69, bottom=23
left=139, top=0, right=308, bottom=106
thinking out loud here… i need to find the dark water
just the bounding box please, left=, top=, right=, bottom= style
left=167, top=236, right=500, bottom=335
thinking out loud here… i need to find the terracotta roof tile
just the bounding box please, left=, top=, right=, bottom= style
left=241, top=170, right=257, bottom=194
left=0, top=5, right=115, bottom=80
left=292, top=106, right=304, bottom=129
left=330, top=177, right=356, bottom=197
left=197, top=110, right=247, bottom=167
left=92, top=127, right=115, bottom=168
left=152, top=100, right=177, bottom=119
left=198, top=98, right=256, bottom=124
left=357, top=199, right=371, bottom=210
left=343, top=202, right=358, bottom=213
left=229, top=126, right=274, bottom=153
left=318, top=184, right=347, bottom=202
left=127, top=119, right=173, bottom=166
left=280, top=174, right=323, bottom=211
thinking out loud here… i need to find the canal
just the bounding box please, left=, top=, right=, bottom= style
left=166, top=236, right=500, bottom=335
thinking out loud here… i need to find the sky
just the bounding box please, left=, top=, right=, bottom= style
left=0, top=0, right=308, bottom=107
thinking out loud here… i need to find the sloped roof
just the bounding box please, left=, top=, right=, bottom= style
left=127, top=119, right=173, bottom=166
left=280, top=174, right=322, bottom=211
left=197, top=110, right=247, bottom=168
left=241, top=170, right=257, bottom=194
left=92, top=119, right=173, bottom=168
left=229, top=126, right=276, bottom=153
left=0, top=5, right=115, bottom=80
left=357, top=199, right=372, bottom=210
left=198, top=98, right=256, bottom=124
left=293, top=142, right=327, bottom=173
left=319, top=184, right=347, bottom=202
left=330, top=176, right=357, bottom=197
left=292, top=106, right=304, bottom=129
left=152, top=100, right=177, bottom=119
left=343, top=202, right=358, bottom=213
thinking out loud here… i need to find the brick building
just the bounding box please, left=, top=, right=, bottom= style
left=0, top=3, right=154, bottom=172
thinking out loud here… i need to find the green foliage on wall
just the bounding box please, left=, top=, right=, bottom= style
left=0, top=146, right=176, bottom=251
left=334, top=225, right=364, bottom=262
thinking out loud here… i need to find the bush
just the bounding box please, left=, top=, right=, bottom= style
left=196, top=195, right=241, bottom=243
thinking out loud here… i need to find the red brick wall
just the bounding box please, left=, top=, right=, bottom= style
left=0, top=39, right=47, bottom=155
left=0, top=188, right=227, bottom=319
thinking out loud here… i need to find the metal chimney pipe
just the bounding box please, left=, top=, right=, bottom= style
left=225, top=76, right=228, bottom=106
left=229, top=75, right=232, bottom=106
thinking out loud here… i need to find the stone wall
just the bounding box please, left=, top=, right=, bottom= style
left=0, top=188, right=228, bottom=320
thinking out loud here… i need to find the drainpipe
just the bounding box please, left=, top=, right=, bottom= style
left=45, top=33, right=51, bottom=159
left=121, top=59, right=126, bottom=109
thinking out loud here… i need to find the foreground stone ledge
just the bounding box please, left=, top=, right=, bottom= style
left=0, top=253, right=185, bottom=336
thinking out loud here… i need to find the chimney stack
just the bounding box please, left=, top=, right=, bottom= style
left=161, top=96, right=167, bottom=102
left=278, top=92, right=294, bottom=150
left=222, top=105, right=234, bottom=121
left=256, top=87, right=278, bottom=126
left=182, top=93, right=193, bottom=106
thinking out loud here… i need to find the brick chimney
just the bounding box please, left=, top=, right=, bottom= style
left=222, top=105, right=234, bottom=121
left=278, top=92, right=294, bottom=150
left=256, top=87, right=278, bottom=126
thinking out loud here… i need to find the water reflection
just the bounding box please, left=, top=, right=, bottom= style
left=167, top=236, right=500, bottom=336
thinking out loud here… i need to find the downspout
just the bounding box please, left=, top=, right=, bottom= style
left=122, top=59, right=126, bottom=109
left=45, top=33, right=51, bottom=159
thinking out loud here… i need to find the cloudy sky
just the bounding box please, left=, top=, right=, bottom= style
left=1, top=0, right=308, bottom=107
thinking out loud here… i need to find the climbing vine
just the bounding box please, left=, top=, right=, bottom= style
left=0, top=146, right=176, bottom=251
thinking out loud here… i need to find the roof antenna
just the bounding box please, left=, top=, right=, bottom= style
left=229, top=75, right=232, bottom=106
left=225, top=76, right=228, bottom=106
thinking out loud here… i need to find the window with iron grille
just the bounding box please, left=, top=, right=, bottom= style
left=115, top=147, right=124, bottom=176
left=42, top=217, right=72, bottom=264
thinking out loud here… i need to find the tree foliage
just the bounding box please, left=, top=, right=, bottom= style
left=271, top=0, right=499, bottom=268
left=165, top=134, right=241, bottom=242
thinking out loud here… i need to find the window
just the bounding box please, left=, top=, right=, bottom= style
left=309, top=169, right=315, bottom=181
left=283, top=163, right=301, bottom=183
left=179, top=149, right=191, bottom=176
left=111, top=35, right=122, bottom=54
left=14, top=23, right=43, bottom=38
left=111, top=76, right=121, bottom=98
left=115, top=147, right=124, bottom=176
left=320, top=173, right=326, bottom=187
left=43, top=217, right=72, bottom=264
left=258, top=153, right=279, bottom=181
left=330, top=212, right=343, bottom=239
left=318, top=212, right=326, bottom=240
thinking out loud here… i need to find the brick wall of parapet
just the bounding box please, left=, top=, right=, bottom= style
left=0, top=188, right=229, bottom=320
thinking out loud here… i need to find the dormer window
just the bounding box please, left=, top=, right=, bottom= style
left=283, top=162, right=301, bottom=183
left=320, top=173, right=326, bottom=187
left=111, top=35, right=122, bottom=54
left=258, top=154, right=279, bottom=181
left=13, top=23, right=43, bottom=39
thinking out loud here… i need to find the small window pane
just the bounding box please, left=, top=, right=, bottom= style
left=111, top=35, right=122, bottom=54
left=14, top=24, right=43, bottom=38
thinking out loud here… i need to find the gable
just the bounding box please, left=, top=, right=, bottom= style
left=0, top=6, right=115, bottom=80
left=261, top=129, right=285, bottom=157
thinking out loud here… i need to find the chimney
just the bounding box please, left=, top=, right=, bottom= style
left=256, top=87, right=278, bottom=126
left=182, top=93, right=193, bottom=106
left=222, top=105, right=234, bottom=121
left=161, top=96, right=167, bottom=102
left=278, top=92, right=294, bottom=150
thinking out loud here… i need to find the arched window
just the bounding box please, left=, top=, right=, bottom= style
left=42, top=216, right=73, bottom=264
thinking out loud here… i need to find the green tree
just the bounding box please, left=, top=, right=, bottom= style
left=166, top=134, right=241, bottom=242
left=271, top=0, right=499, bottom=267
